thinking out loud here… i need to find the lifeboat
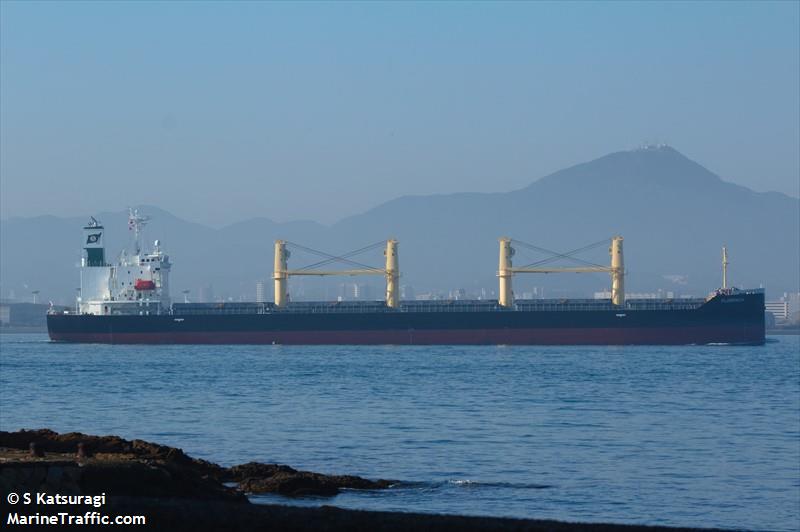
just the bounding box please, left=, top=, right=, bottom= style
left=134, top=279, right=156, bottom=291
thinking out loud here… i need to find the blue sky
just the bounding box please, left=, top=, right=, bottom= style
left=1, top=1, right=798, bottom=225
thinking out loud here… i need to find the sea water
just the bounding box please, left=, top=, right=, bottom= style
left=1, top=334, right=798, bottom=530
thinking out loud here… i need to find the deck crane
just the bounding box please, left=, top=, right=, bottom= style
left=273, top=239, right=399, bottom=308
left=498, top=236, right=624, bottom=307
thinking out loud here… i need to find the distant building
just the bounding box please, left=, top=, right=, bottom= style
left=256, top=281, right=266, bottom=303
left=519, top=287, right=543, bottom=300
left=765, top=301, right=790, bottom=323
left=0, top=303, right=51, bottom=328
left=343, top=283, right=373, bottom=301
left=198, top=285, right=214, bottom=303
left=400, top=285, right=415, bottom=300
left=781, top=292, right=800, bottom=316
left=449, top=288, right=467, bottom=300
left=766, top=292, right=800, bottom=325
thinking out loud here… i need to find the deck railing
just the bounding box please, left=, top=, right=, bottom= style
left=170, top=297, right=710, bottom=316
left=61, top=291, right=761, bottom=317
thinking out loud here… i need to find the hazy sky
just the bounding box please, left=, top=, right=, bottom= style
left=1, top=1, right=798, bottom=226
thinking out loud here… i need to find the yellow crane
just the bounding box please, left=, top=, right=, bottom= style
left=274, top=239, right=399, bottom=308
left=499, top=236, right=625, bottom=307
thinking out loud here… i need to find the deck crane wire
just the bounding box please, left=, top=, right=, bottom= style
left=511, top=237, right=611, bottom=270
left=285, top=241, right=385, bottom=273
left=295, top=240, right=386, bottom=272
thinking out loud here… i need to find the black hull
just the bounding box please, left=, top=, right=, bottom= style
left=47, top=292, right=765, bottom=345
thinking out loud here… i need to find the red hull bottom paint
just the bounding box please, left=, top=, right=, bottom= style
left=49, top=326, right=765, bottom=345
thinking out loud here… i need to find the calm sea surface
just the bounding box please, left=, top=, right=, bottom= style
left=0, top=334, right=798, bottom=530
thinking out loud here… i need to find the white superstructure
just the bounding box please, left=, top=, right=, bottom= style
left=78, top=210, right=171, bottom=315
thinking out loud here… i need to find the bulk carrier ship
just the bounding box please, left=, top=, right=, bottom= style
left=47, top=211, right=765, bottom=345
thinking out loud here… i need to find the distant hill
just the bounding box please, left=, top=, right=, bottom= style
left=2, top=145, right=797, bottom=304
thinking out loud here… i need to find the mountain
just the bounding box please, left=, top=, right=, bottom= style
left=2, top=146, right=797, bottom=304
left=331, top=145, right=798, bottom=297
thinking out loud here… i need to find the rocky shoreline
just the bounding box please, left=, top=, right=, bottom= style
left=1, top=429, right=725, bottom=531
left=0, top=429, right=393, bottom=498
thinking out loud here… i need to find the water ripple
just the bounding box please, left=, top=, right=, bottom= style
left=0, top=334, right=798, bottom=531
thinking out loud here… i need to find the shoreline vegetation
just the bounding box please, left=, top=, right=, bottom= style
left=1, top=429, right=730, bottom=531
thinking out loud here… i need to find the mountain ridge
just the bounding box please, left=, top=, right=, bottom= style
left=1, top=146, right=796, bottom=228
left=2, top=146, right=797, bottom=303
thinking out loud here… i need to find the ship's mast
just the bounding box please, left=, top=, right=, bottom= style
left=384, top=240, right=399, bottom=309
left=273, top=240, right=289, bottom=307
left=722, top=245, right=728, bottom=289
left=498, top=237, right=514, bottom=307
left=128, top=208, right=150, bottom=255
left=609, top=237, right=624, bottom=306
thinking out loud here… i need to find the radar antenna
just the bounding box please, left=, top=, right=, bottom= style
left=128, top=208, right=151, bottom=255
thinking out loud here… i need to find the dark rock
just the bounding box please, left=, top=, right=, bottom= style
left=78, top=461, right=245, bottom=501
left=226, top=462, right=299, bottom=481
left=77, top=442, right=91, bottom=459
left=2, top=430, right=394, bottom=498
left=231, top=461, right=394, bottom=496
left=28, top=441, right=44, bottom=457
left=1, top=429, right=225, bottom=478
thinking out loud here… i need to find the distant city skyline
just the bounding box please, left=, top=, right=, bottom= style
left=1, top=1, right=799, bottom=227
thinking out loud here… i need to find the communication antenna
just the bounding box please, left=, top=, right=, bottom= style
left=722, top=246, right=729, bottom=289
left=128, top=208, right=151, bottom=255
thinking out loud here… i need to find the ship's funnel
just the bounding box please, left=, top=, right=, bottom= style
left=82, top=217, right=105, bottom=267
